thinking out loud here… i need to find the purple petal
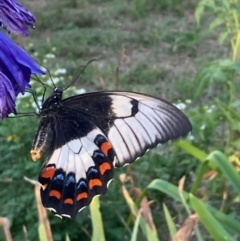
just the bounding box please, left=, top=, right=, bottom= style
left=0, top=32, right=45, bottom=94
left=0, top=72, right=16, bottom=119
left=0, top=0, right=36, bottom=35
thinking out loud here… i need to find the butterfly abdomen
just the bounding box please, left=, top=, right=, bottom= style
left=31, top=118, right=54, bottom=161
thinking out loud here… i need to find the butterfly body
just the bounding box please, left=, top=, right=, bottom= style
left=31, top=87, right=192, bottom=218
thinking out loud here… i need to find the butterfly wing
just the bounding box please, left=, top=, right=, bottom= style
left=62, top=91, right=192, bottom=167
left=32, top=91, right=192, bottom=218
left=33, top=114, right=115, bottom=218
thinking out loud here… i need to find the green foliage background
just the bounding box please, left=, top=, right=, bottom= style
left=0, top=0, right=240, bottom=240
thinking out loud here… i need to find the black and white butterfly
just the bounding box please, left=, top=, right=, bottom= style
left=31, top=87, right=192, bottom=218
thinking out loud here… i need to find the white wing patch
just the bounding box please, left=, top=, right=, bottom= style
left=124, top=117, right=150, bottom=150
left=45, top=129, right=109, bottom=182
left=135, top=111, right=157, bottom=143
left=107, top=93, right=191, bottom=167
left=108, top=112, right=154, bottom=166
left=138, top=103, right=164, bottom=134
left=109, top=95, right=132, bottom=117
left=66, top=150, right=75, bottom=174
left=68, top=139, right=82, bottom=153
left=79, top=144, right=95, bottom=171
left=114, top=119, right=140, bottom=158
left=87, top=127, right=108, bottom=142
left=81, top=136, right=98, bottom=155
left=48, top=147, right=61, bottom=166
left=58, top=145, right=69, bottom=170
left=108, top=125, right=128, bottom=163
left=74, top=153, right=86, bottom=180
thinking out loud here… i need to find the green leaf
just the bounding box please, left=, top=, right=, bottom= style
left=38, top=223, right=49, bottom=241
left=147, top=179, right=189, bottom=201
left=206, top=151, right=240, bottom=194
left=162, top=203, right=177, bottom=238
left=215, top=99, right=240, bottom=122
left=221, top=0, right=230, bottom=9
left=218, top=59, right=234, bottom=67
left=190, top=162, right=209, bottom=194
left=219, top=31, right=229, bottom=44
left=233, top=195, right=240, bottom=203
left=175, top=140, right=208, bottom=162
left=65, top=234, right=71, bottom=241
left=195, top=0, right=208, bottom=25
left=90, top=197, right=105, bottom=241
left=138, top=214, right=160, bottom=241
left=130, top=211, right=142, bottom=241
left=215, top=100, right=235, bottom=125
left=209, top=18, right=224, bottom=31
left=190, top=194, right=235, bottom=241
left=147, top=179, right=240, bottom=235
left=123, top=186, right=160, bottom=241
left=193, top=73, right=209, bottom=100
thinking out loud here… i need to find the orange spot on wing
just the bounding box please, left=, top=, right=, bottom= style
left=101, top=142, right=112, bottom=156
left=89, top=178, right=102, bottom=189
left=41, top=166, right=56, bottom=179
left=99, top=162, right=111, bottom=175
left=49, top=190, right=61, bottom=199
left=77, top=192, right=88, bottom=201
left=64, top=198, right=74, bottom=205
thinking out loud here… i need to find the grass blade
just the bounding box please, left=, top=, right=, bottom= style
left=162, top=203, right=177, bottom=238
left=130, top=211, right=142, bottom=241
left=147, top=179, right=240, bottom=234
left=90, top=196, right=105, bottom=241
left=190, top=162, right=209, bottom=194
left=121, top=182, right=160, bottom=241
left=175, top=141, right=208, bottom=162
left=66, top=233, right=71, bottom=241
left=207, top=151, right=240, bottom=194
left=190, top=194, right=235, bottom=241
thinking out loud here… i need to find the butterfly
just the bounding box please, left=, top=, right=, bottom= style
left=30, top=87, right=192, bottom=218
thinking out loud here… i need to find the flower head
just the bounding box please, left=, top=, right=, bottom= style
left=0, top=72, right=16, bottom=118
left=0, top=32, right=45, bottom=119
left=0, top=0, right=36, bottom=35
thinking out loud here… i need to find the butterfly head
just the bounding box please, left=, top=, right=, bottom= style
left=54, top=86, right=64, bottom=94
left=40, top=87, right=63, bottom=116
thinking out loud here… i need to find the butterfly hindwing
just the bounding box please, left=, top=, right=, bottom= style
left=31, top=90, right=192, bottom=218
left=37, top=123, right=115, bottom=218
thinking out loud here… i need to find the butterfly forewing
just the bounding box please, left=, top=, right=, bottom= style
left=63, top=92, right=192, bottom=167
left=31, top=90, right=192, bottom=218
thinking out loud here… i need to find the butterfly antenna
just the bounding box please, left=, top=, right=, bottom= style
left=45, top=66, right=56, bottom=89
left=8, top=112, right=36, bottom=118
left=32, top=74, right=52, bottom=103
left=32, top=65, right=56, bottom=89
left=64, top=59, right=97, bottom=91
left=32, top=74, right=53, bottom=90
left=25, top=88, right=41, bottom=110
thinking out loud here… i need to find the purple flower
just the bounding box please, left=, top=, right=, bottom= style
left=0, top=72, right=16, bottom=118
left=0, top=0, right=36, bottom=35
left=0, top=32, right=45, bottom=119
